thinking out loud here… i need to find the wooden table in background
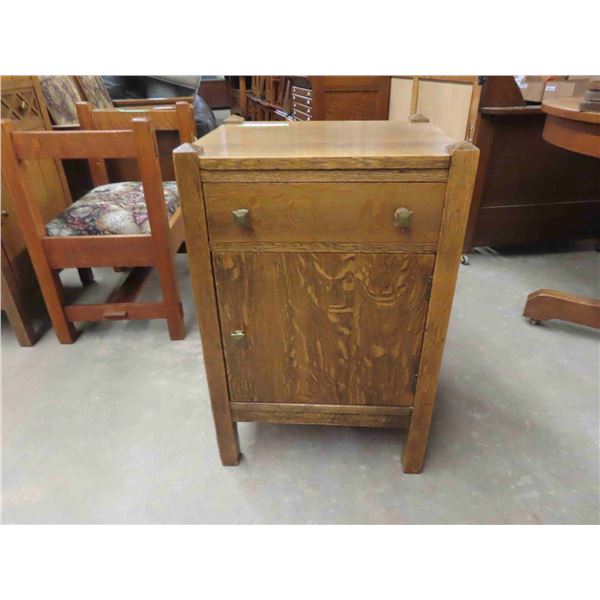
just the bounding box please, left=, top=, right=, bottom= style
left=523, top=98, right=600, bottom=329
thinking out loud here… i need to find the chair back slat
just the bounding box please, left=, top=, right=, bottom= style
left=90, top=109, right=178, bottom=131
left=76, top=101, right=195, bottom=144
left=11, top=129, right=138, bottom=160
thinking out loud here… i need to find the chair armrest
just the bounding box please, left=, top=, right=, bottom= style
left=112, top=96, right=194, bottom=107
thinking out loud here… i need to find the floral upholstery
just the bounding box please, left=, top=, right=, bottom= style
left=45, top=181, right=179, bottom=237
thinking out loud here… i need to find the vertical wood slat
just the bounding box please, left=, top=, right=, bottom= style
left=402, top=143, right=480, bottom=473
left=174, top=144, right=241, bottom=465
left=132, top=118, right=185, bottom=340
left=76, top=102, right=110, bottom=186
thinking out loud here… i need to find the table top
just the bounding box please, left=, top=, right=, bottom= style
left=542, top=97, right=600, bottom=125
left=193, top=120, right=464, bottom=170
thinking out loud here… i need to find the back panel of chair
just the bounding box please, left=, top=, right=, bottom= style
left=76, top=102, right=195, bottom=186
left=1, top=118, right=169, bottom=245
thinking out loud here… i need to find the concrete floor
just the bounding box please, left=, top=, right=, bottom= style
left=2, top=243, right=599, bottom=524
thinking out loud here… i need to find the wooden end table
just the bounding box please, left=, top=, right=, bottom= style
left=523, top=98, right=600, bottom=329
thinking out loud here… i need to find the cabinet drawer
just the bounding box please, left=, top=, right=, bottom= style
left=203, top=182, right=445, bottom=245
left=292, top=108, right=312, bottom=121
left=292, top=86, right=312, bottom=99
left=292, top=95, right=312, bottom=109
left=293, top=101, right=312, bottom=115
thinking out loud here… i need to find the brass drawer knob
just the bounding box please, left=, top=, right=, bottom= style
left=232, top=208, right=251, bottom=227
left=1, top=209, right=9, bottom=217
left=230, top=329, right=246, bottom=343
left=394, top=207, right=413, bottom=230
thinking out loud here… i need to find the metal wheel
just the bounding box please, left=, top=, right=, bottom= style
left=528, top=318, right=542, bottom=326
left=460, top=254, right=470, bottom=265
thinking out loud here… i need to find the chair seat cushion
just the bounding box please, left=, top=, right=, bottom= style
left=45, top=181, right=179, bottom=236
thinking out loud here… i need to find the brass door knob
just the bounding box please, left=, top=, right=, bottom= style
left=232, top=208, right=251, bottom=227
left=394, top=207, right=413, bottom=230
left=230, top=329, right=246, bottom=343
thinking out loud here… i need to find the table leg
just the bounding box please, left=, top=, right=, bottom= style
left=523, top=289, right=600, bottom=329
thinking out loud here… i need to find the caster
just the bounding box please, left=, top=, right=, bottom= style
left=528, top=318, right=542, bottom=326
left=461, top=254, right=470, bottom=265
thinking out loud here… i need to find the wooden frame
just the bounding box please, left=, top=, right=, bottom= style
left=174, top=144, right=240, bottom=464
left=389, top=76, right=480, bottom=142
left=174, top=122, right=479, bottom=473
left=1, top=118, right=188, bottom=343
left=402, top=143, right=478, bottom=472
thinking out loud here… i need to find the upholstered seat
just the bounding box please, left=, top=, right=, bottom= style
left=45, top=181, right=179, bottom=236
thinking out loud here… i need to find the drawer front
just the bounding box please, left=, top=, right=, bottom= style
left=292, top=86, right=312, bottom=99
left=292, top=95, right=312, bottom=109
left=204, top=182, right=445, bottom=245
left=292, top=108, right=312, bottom=121
left=293, top=101, right=312, bottom=116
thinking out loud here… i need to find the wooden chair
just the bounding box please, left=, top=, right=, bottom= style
left=1, top=116, right=188, bottom=343
left=39, top=76, right=194, bottom=128
left=75, top=101, right=195, bottom=181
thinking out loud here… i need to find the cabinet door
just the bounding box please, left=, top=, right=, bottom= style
left=213, top=252, right=434, bottom=407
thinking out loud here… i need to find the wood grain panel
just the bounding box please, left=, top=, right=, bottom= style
left=201, top=169, right=448, bottom=183
left=323, top=92, right=378, bottom=120
left=194, top=119, right=454, bottom=170
left=209, top=241, right=436, bottom=254
left=231, top=406, right=411, bottom=428
left=12, top=130, right=137, bottom=160
left=204, top=182, right=445, bottom=244
left=416, top=80, right=473, bottom=141
left=213, top=252, right=434, bottom=407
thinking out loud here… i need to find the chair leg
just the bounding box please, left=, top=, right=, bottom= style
left=38, top=269, right=78, bottom=344
left=1, top=269, right=37, bottom=346
left=78, top=268, right=94, bottom=285
left=155, top=257, right=185, bottom=341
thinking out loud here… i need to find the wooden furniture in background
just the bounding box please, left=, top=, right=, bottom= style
left=174, top=119, right=479, bottom=473
left=1, top=111, right=192, bottom=343
left=227, top=76, right=250, bottom=116
left=198, top=79, right=231, bottom=110
left=245, top=76, right=293, bottom=121
left=228, top=76, right=391, bottom=122
left=464, top=76, right=600, bottom=252
left=388, top=76, right=600, bottom=253
left=579, top=79, right=600, bottom=113
left=1, top=76, right=74, bottom=345
left=388, top=76, right=480, bottom=142
left=290, top=77, right=391, bottom=121
left=523, top=98, right=600, bottom=330
left=38, top=76, right=195, bottom=196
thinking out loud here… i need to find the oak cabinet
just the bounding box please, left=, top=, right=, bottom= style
left=174, top=119, right=479, bottom=473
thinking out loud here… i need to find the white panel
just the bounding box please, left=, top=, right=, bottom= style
left=388, top=78, right=413, bottom=121
left=417, top=80, right=473, bottom=140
